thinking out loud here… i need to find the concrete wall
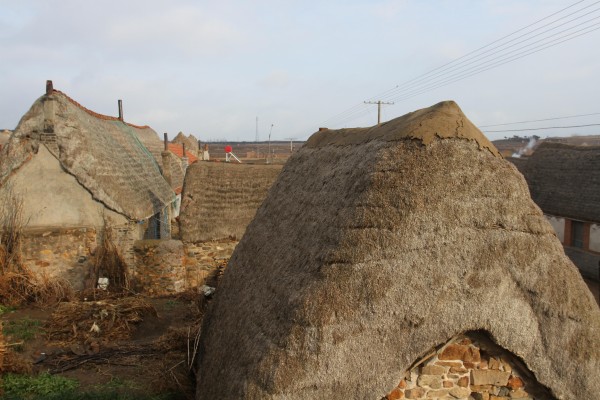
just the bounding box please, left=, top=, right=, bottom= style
left=545, top=215, right=565, bottom=243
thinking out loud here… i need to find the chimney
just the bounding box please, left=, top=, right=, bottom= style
left=181, top=143, right=189, bottom=170
left=203, top=143, right=210, bottom=161
left=46, top=80, right=54, bottom=95
left=118, top=100, right=124, bottom=121
left=161, top=132, right=172, bottom=187
left=318, top=127, right=328, bottom=132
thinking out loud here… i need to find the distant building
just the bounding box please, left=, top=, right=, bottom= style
left=509, top=141, right=600, bottom=282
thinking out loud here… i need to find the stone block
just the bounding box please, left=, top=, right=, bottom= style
left=471, top=370, right=510, bottom=386
left=427, top=389, right=449, bottom=398
left=417, top=374, right=443, bottom=389
left=437, top=361, right=463, bottom=368
left=509, top=388, right=530, bottom=399
left=387, top=388, right=404, bottom=400
left=405, top=388, right=426, bottom=399
left=421, top=365, right=445, bottom=375
left=443, top=380, right=454, bottom=388
left=506, top=376, right=523, bottom=390
left=470, top=393, right=490, bottom=400
left=457, top=376, right=469, bottom=387
left=449, top=386, right=471, bottom=398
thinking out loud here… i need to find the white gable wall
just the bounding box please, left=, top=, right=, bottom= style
left=545, top=215, right=565, bottom=243
left=3, top=145, right=127, bottom=229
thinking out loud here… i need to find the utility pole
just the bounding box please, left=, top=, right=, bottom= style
left=364, top=100, right=394, bottom=125
left=286, top=137, right=296, bottom=153
left=267, top=124, right=274, bottom=164
left=255, top=116, right=259, bottom=158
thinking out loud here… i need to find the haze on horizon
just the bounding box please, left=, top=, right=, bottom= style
left=1, top=0, right=599, bottom=142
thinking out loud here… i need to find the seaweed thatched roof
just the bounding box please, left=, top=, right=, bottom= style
left=196, top=101, right=600, bottom=399
left=179, top=162, right=282, bottom=242
left=510, top=142, right=600, bottom=223
left=0, top=89, right=174, bottom=220
left=172, top=131, right=199, bottom=153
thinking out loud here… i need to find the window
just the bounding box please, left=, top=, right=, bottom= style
left=571, top=220, right=585, bottom=248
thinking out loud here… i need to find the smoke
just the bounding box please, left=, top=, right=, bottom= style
left=512, top=137, right=537, bottom=158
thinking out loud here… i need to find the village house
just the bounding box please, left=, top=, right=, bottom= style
left=0, top=81, right=175, bottom=289
left=510, top=142, right=600, bottom=287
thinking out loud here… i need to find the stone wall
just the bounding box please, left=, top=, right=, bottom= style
left=385, top=333, right=554, bottom=400
left=131, top=239, right=237, bottom=296
left=21, top=228, right=98, bottom=290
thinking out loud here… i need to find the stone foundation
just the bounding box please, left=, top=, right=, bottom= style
left=385, top=332, right=554, bottom=400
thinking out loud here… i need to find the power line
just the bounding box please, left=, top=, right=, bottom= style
left=483, top=123, right=600, bottom=133
left=479, top=112, right=600, bottom=127
left=364, top=100, right=394, bottom=124
left=317, top=0, right=600, bottom=129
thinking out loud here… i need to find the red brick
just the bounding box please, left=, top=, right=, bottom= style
left=507, top=376, right=524, bottom=389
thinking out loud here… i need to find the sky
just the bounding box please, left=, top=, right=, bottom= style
left=1, top=0, right=599, bottom=142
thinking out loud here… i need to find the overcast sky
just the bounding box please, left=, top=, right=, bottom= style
left=1, top=0, right=599, bottom=141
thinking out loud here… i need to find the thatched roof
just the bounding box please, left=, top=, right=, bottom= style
left=133, top=131, right=190, bottom=192
left=179, top=162, right=282, bottom=242
left=196, top=101, right=600, bottom=399
left=509, top=142, right=600, bottom=223
left=172, top=131, right=199, bottom=154
left=0, top=89, right=174, bottom=220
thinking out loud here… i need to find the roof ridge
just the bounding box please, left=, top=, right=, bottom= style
left=52, top=89, right=150, bottom=129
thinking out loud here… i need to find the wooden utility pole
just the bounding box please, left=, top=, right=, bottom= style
left=364, top=100, right=394, bottom=124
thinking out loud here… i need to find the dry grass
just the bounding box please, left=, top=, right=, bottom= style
left=0, top=184, right=74, bottom=307
left=45, top=296, right=157, bottom=344
left=91, top=219, right=130, bottom=293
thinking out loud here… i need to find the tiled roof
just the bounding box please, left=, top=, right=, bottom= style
left=168, top=143, right=198, bottom=163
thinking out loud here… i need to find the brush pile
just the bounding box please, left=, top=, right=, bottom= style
left=45, top=296, right=157, bottom=343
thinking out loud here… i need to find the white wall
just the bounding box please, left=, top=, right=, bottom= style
left=3, top=145, right=127, bottom=229
left=545, top=215, right=565, bottom=243
left=590, top=224, right=600, bottom=252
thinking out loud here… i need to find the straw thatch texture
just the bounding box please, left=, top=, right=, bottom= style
left=196, top=101, right=600, bottom=399
left=511, top=142, right=600, bottom=223
left=134, top=130, right=188, bottom=191
left=0, top=91, right=174, bottom=220
left=179, top=162, right=282, bottom=242
left=172, top=131, right=199, bottom=154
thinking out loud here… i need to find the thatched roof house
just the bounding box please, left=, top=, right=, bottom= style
left=507, top=143, right=600, bottom=285
left=179, top=162, right=282, bottom=242
left=172, top=131, right=199, bottom=156
left=0, top=84, right=174, bottom=223
left=512, top=142, right=600, bottom=223
left=196, top=101, right=600, bottom=399
left=0, top=82, right=175, bottom=287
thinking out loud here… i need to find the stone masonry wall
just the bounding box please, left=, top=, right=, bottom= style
left=132, top=239, right=237, bottom=296
left=21, top=228, right=98, bottom=290
left=385, top=334, right=554, bottom=400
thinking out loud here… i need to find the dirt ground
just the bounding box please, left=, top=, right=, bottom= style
left=1, top=264, right=225, bottom=399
